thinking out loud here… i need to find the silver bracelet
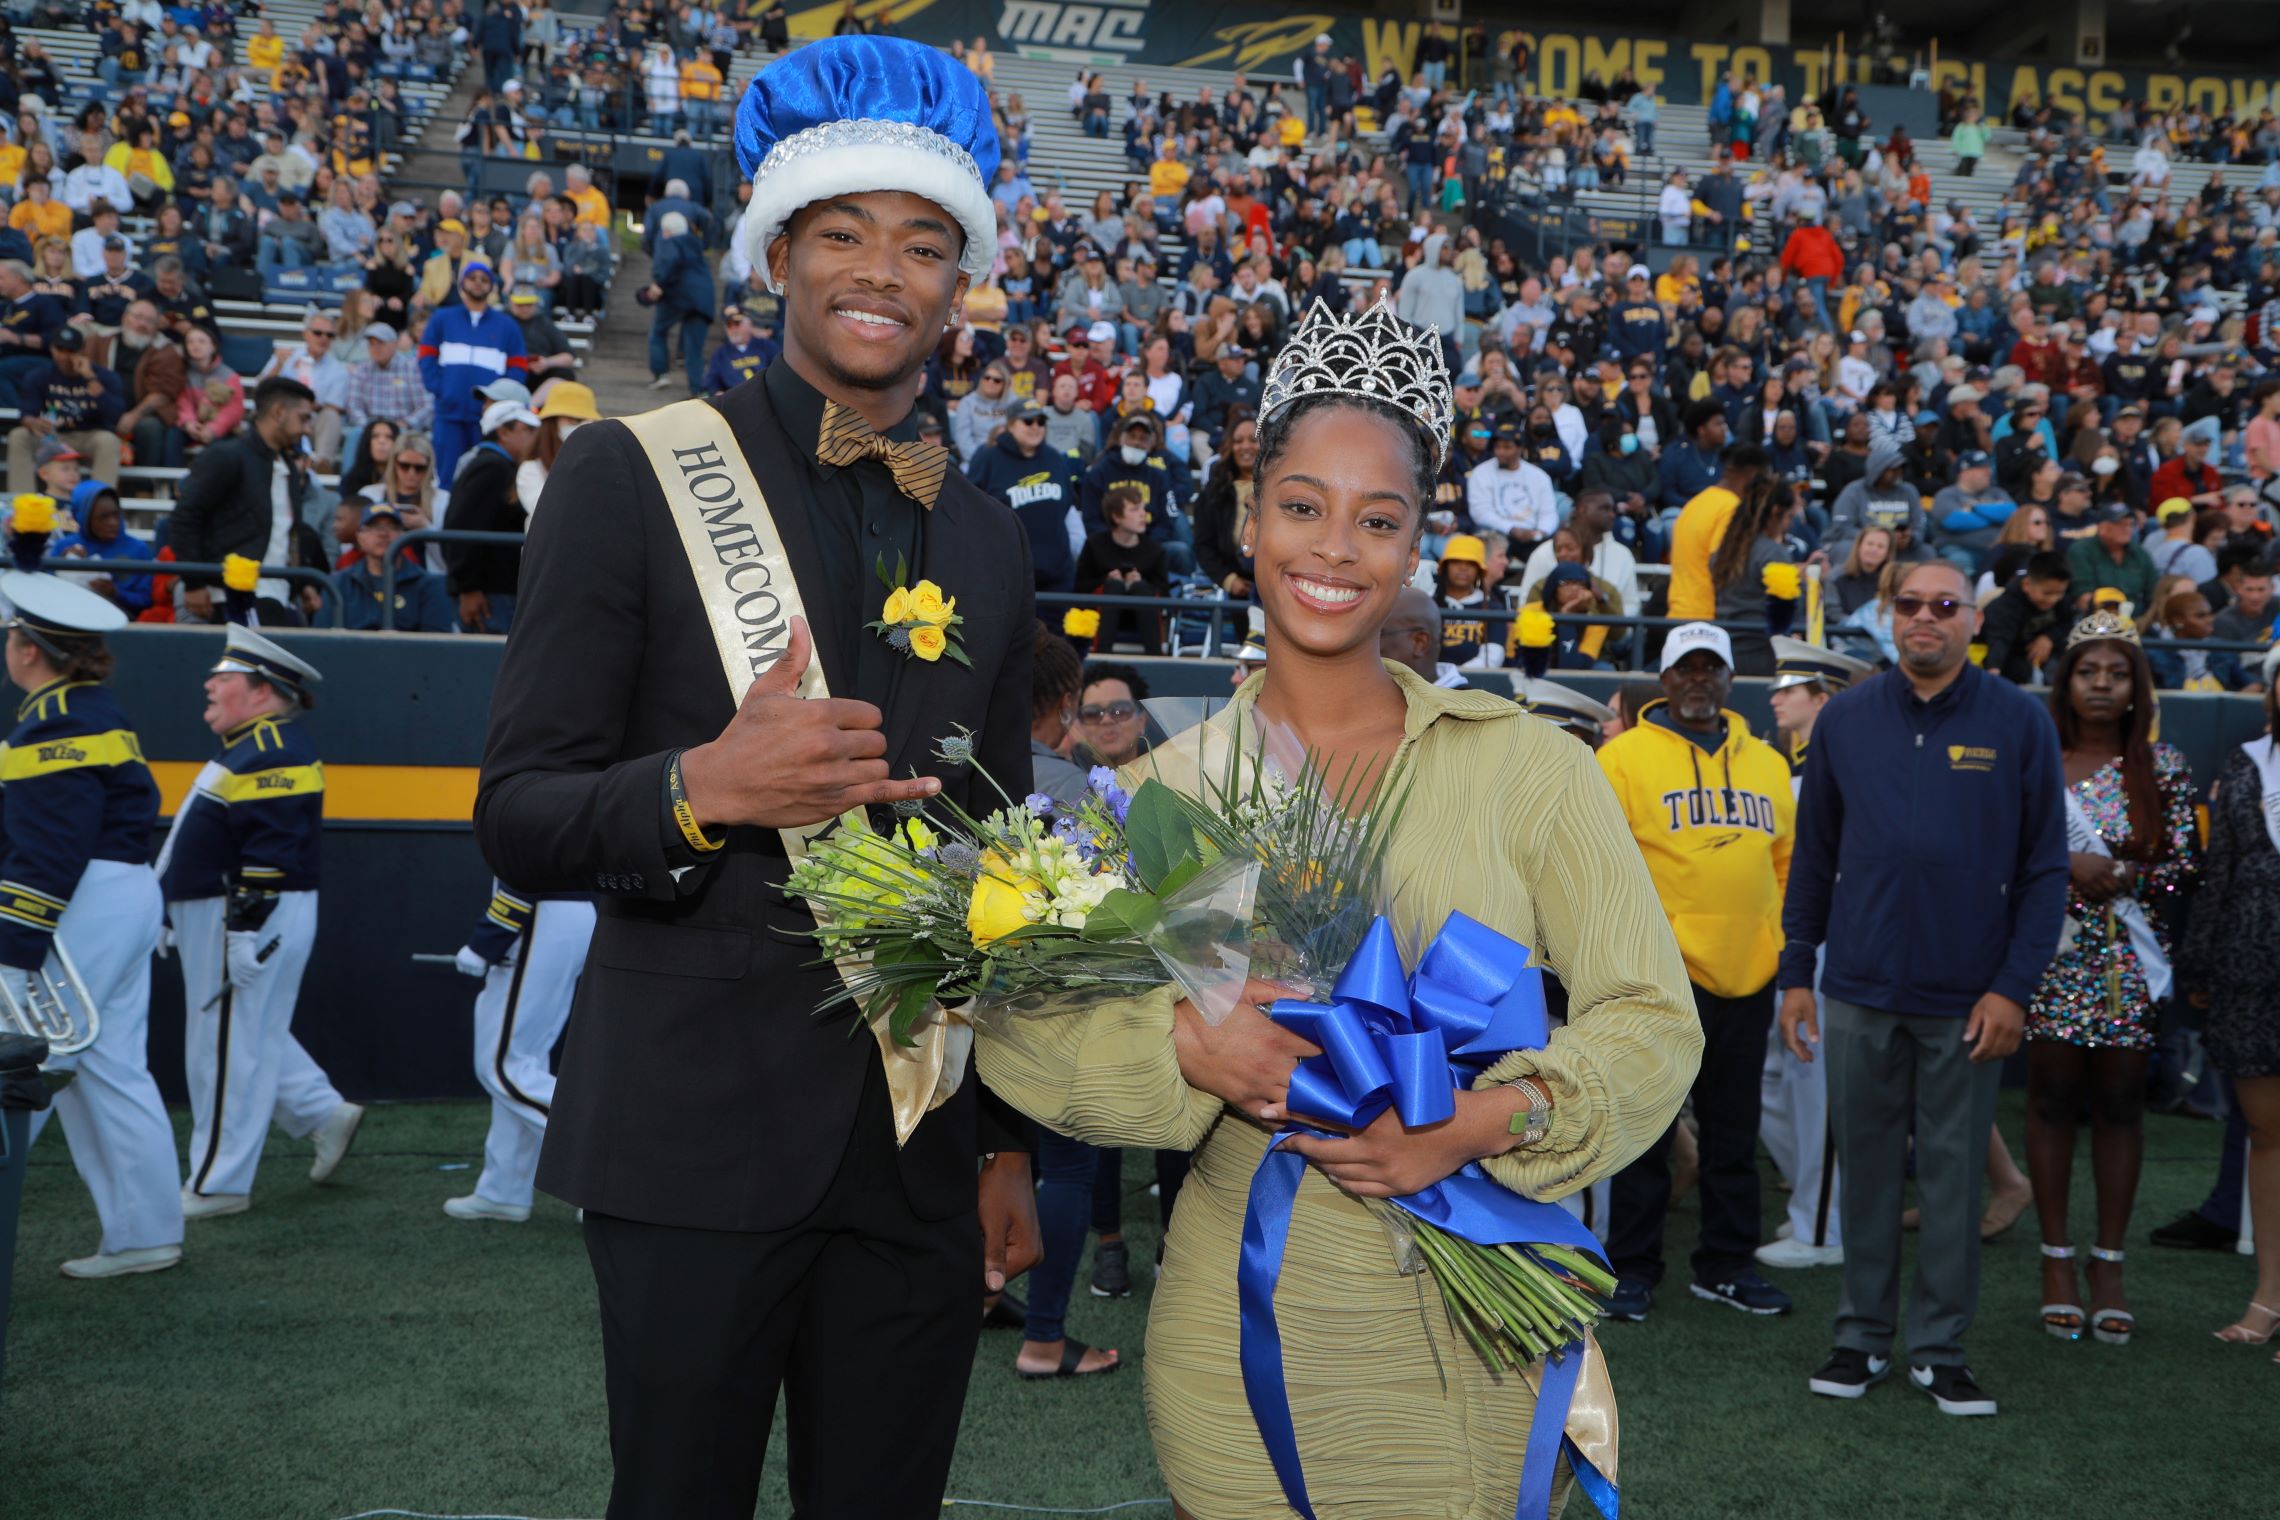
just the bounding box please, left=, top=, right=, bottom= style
left=1505, top=1076, right=1551, bottom=1148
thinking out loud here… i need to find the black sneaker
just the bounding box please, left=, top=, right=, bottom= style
left=1089, top=1239, right=1131, bottom=1298
left=1690, top=1269, right=1793, bottom=1315
left=1807, top=1347, right=1890, bottom=1399
left=1910, top=1363, right=1998, bottom=1417
left=1606, top=1276, right=1654, bottom=1322
left=2149, top=1210, right=2240, bottom=1253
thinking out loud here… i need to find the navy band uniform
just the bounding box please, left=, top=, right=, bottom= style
left=158, top=625, right=362, bottom=1211
left=0, top=561, right=182, bottom=1277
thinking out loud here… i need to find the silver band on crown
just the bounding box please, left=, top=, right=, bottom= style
left=755, top=117, right=984, bottom=191
left=1258, top=295, right=1456, bottom=471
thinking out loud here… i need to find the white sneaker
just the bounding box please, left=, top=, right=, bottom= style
left=1774, top=1220, right=1794, bottom=1241
left=443, top=1193, right=532, bottom=1223
left=181, top=1191, right=250, bottom=1219
left=1756, top=1237, right=1844, bottom=1269
left=61, top=1244, right=183, bottom=1279
left=309, top=1102, right=365, bottom=1183
left=648, top=375, right=674, bottom=390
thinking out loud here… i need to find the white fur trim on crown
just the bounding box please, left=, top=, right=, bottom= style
left=736, top=122, right=997, bottom=294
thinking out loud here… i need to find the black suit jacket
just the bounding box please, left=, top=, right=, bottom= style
left=475, top=377, right=1036, bottom=1232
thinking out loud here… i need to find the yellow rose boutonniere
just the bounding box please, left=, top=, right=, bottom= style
left=869, top=553, right=971, bottom=667
left=908, top=580, right=955, bottom=625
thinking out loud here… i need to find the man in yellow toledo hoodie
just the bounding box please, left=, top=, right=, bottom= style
left=1595, top=622, right=1797, bottom=1322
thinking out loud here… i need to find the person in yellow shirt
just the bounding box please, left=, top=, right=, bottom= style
left=1666, top=439, right=1766, bottom=620
left=1595, top=621, right=1796, bottom=1320
left=562, top=162, right=611, bottom=229
left=0, top=138, right=25, bottom=193
left=1147, top=140, right=1189, bottom=202
left=8, top=177, right=70, bottom=244
left=104, top=125, right=176, bottom=209
left=245, top=17, right=286, bottom=85
left=1655, top=253, right=1700, bottom=309
left=679, top=54, right=725, bottom=135
left=1277, top=110, right=1304, bottom=149
left=418, top=219, right=473, bottom=310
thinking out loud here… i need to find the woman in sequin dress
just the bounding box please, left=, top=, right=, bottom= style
left=2176, top=674, right=2280, bottom=1355
left=2025, top=620, right=2197, bottom=1347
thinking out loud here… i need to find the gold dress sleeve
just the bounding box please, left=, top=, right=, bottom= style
left=1476, top=735, right=1703, bottom=1201
left=972, top=985, right=1225, bottom=1151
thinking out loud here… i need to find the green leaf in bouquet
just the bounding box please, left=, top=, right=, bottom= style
left=887, top=981, right=934, bottom=1047
left=1077, top=887, right=1162, bottom=942
left=1123, top=779, right=1205, bottom=891
left=1154, top=856, right=1204, bottom=898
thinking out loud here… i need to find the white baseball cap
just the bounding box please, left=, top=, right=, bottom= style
left=481, top=398, right=541, bottom=434
left=1086, top=320, right=1116, bottom=344
left=1661, top=622, right=1734, bottom=672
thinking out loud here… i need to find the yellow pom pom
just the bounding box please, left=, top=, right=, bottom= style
left=223, top=554, right=261, bottom=593
left=1762, top=561, right=1802, bottom=600
left=1062, top=607, right=1102, bottom=639
left=1517, top=604, right=1556, bottom=648
left=10, top=494, right=54, bottom=534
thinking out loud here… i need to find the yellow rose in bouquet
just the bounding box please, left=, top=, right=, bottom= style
left=908, top=624, right=948, bottom=661
left=966, top=853, right=1045, bottom=947
left=881, top=585, right=914, bottom=623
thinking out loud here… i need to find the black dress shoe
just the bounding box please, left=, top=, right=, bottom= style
left=982, top=1293, right=1028, bottom=1330
left=2149, top=1210, right=2239, bottom=1252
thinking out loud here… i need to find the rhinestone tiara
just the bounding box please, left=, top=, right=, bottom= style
left=2066, top=606, right=2142, bottom=649
left=1258, top=294, right=1455, bottom=471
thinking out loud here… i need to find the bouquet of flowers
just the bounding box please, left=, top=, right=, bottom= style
left=783, top=724, right=1609, bottom=1373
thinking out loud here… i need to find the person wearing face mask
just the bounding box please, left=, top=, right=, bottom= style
left=514, top=381, right=597, bottom=519
left=1580, top=418, right=1661, bottom=557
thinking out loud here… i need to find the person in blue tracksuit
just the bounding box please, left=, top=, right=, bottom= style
left=443, top=880, right=596, bottom=1222
left=968, top=404, right=1083, bottom=590
left=157, top=624, right=362, bottom=1217
left=418, top=258, right=528, bottom=485
left=0, top=560, right=181, bottom=1278
left=1778, top=561, right=2067, bottom=1417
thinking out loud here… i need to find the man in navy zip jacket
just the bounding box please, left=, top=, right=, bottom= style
left=1776, top=560, right=2067, bottom=1420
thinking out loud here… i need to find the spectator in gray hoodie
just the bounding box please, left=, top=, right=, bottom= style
left=1827, top=437, right=1929, bottom=565
left=1396, top=232, right=1466, bottom=370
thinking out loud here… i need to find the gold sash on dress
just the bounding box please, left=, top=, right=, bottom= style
left=621, top=399, right=970, bottom=1146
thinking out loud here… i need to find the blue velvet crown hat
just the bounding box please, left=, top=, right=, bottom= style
left=733, top=36, right=1002, bottom=294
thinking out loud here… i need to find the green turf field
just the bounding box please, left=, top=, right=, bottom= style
left=3, top=1094, right=2263, bottom=1519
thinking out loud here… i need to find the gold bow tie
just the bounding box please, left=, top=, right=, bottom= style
left=817, top=401, right=949, bottom=509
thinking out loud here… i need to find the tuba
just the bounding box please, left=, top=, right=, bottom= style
left=0, top=941, right=100, bottom=1057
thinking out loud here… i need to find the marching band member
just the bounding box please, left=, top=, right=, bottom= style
left=158, top=622, right=362, bottom=1217
left=444, top=879, right=595, bottom=1222
left=0, top=496, right=182, bottom=1277
left=1757, top=635, right=1874, bottom=1270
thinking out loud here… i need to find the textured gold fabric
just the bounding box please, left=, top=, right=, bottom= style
left=815, top=398, right=949, bottom=507
left=975, top=663, right=1703, bottom=1519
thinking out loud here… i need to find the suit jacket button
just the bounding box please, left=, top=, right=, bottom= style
left=627, top=874, right=644, bottom=890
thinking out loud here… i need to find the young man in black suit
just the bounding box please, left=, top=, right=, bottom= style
left=476, top=37, right=1040, bottom=1520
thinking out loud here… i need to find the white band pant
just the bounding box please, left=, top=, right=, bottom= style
left=471, top=899, right=595, bottom=1208
left=175, top=892, right=341, bottom=1198
left=26, top=860, right=181, bottom=1253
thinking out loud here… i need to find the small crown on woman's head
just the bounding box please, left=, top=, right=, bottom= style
left=2066, top=606, right=2141, bottom=650
left=1259, top=294, right=1455, bottom=470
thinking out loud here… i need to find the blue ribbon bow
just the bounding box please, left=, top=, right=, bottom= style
left=1238, top=913, right=1617, bottom=1520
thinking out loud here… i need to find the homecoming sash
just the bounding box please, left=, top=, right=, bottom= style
left=620, top=399, right=970, bottom=1146
left=2248, top=737, right=2280, bottom=858
left=1243, top=913, right=1619, bottom=1520
left=2062, top=787, right=2171, bottom=1001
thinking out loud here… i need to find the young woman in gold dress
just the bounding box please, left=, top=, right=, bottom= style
left=976, top=302, right=1703, bottom=1518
